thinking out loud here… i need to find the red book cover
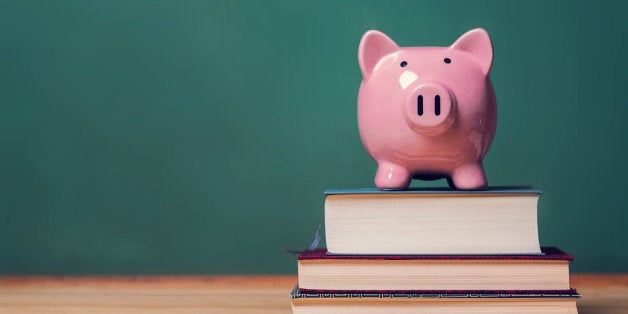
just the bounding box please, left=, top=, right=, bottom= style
left=297, top=247, right=576, bottom=295
left=298, top=247, right=573, bottom=261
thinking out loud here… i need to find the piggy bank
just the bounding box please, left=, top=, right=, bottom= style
left=357, top=29, right=496, bottom=190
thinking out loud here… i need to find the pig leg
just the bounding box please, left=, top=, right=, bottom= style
left=374, top=161, right=412, bottom=190
left=451, top=162, right=488, bottom=190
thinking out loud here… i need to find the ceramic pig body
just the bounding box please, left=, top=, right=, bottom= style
left=357, top=29, right=496, bottom=190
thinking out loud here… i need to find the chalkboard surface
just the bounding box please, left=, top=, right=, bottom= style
left=1, top=0, right=626, bottom=274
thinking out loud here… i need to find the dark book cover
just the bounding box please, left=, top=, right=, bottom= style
left=298, top=247, right=573, bottom=261
left=291, top=285, right=581, bottom=299
left=324, top=186, right=541, bottom=195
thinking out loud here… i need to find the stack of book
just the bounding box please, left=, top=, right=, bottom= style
left=290, top=187, right=580, bottom=313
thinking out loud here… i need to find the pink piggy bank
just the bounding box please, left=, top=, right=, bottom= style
left=358, top=29, right=496, bottom=190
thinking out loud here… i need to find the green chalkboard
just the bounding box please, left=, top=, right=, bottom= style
left=1, top=0, right=627, bottom=274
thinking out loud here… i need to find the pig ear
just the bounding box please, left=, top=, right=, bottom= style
left=359, top=30, right=400, bottom=81
left=450, top=28, right=493, bottom=75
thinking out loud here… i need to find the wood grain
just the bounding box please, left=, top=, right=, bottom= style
left=0, top=274, right=625, bottom=313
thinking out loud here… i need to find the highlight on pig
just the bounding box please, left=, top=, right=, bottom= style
left=357, top=28, right=496, bottom=190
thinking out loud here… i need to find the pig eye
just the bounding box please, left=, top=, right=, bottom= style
left=400, top=61, right=408, bottom=67
left=444, top=58, right=451, bottom=64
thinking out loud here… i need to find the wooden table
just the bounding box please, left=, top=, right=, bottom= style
left=0, top=274, right=626, bottom=313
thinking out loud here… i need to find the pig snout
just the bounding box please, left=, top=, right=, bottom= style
left=404, top=82, right=455, bottom=135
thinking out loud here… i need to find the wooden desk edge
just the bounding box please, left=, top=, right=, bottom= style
left=0, top=275, right=298, bottom=288
left=0, top=273, right=625, bottom=288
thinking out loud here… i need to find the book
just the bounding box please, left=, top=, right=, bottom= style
left=298, top=247, right=572, bottom=291
left=290, top=285, right=580, bottom=314
left=325, top=187, right=541, bottom=255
